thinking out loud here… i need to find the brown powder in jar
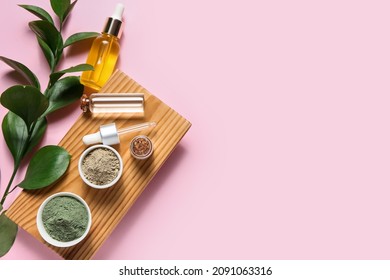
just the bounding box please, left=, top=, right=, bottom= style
left=132, top=137, right=151, bottom=156
left=81, top=147, right=120, bottom=185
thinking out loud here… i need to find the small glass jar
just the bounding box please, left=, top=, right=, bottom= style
left=130, top=135, right=153, bottom=160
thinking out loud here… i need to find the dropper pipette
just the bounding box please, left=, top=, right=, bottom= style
left=117, top=121, right=156, bottom=135
left=83, top=121, right=157, bottom=146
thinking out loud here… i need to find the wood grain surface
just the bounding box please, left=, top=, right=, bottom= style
left=5, top=70, right=191, bottom=260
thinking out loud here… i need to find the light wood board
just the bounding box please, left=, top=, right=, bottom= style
left=6, top=70, right=191, bottom=260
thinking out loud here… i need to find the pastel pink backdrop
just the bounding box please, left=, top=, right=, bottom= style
left=1, top=0, right=390, bottom=259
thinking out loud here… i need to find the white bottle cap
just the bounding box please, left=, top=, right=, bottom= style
left=112, top=3, right=125, bottom=21
left=100, top=123, right=120, bottom=145
left=83, top=123, right=120, bottom=146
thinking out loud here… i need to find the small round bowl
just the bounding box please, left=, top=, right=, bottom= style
left=78, top=144, right=123, bottom=189
left=36, top=192, right=92, bottom=248
left=130, top=135, right=154, bottom=160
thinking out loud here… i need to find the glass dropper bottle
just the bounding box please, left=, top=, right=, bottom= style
left=80, top=3, right=125, bottom=91
left=81, top=93, right=144, bottom=116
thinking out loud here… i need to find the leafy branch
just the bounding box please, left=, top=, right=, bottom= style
left=0, top=0, right=99, bottom=257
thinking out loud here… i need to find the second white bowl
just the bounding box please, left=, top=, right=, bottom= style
left=36, top=192, right=92, bottom=248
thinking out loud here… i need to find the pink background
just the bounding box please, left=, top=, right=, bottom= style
left=1, top=0, right=390, bottom=259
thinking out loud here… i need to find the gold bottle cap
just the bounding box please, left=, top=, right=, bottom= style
left=80, top=95, right=90, bottom=113
left=103, top=18, right=123, bottom=38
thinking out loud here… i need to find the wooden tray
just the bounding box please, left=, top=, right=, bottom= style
left=5, top=70, right=191, bottom=259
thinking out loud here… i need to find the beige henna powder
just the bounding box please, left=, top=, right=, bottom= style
left=81, top=147, right=120, bottom=185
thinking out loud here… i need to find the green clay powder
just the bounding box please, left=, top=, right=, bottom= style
left=42, top=196, right=89, bottom=242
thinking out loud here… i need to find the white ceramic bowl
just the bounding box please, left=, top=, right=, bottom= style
left=36, top=192, right=92, bottom=248
left=78, top=144, right=123, bottom=189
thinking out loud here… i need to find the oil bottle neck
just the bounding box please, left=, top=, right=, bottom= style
left=102, top=17, right=123, bottom=38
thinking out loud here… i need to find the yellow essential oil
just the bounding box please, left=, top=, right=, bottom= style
left=81, top=3, right=124, bottom=92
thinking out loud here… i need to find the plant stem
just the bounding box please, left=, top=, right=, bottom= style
left=29, top=121, right=37, bottom=136
left=0, top=165, right=19, bottom=205
left=7, top=185, right=18, bottom=195
left=1, top=185, right=18, bottom=205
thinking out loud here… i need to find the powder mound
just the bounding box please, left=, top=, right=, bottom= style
left=81, top=147, right=120, bottom=186
left=42, top=196, right=88, bottom=242
left=132, top=137, right=151, bottom=156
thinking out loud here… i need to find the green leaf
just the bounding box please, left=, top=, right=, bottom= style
left=0, top=212, right=18, bottom=257
left=19, top=5, right=54, bottom=25
left=2, top=113, right=47, bottom=166
left=1, top=85, right=48, bottom=129
left=43, top=76, right=83, bottom=116
left=29, top=20, right=61, bottom=55
left=18, top=146, right=70, bottom=190
left=50, top=0, right=70, bottom=25
left=0, top=56, right=40, bottom=90
left=25, top=117, right=47, bottom=156
left=2, top=112, right=28, bottom=165
left=49, top=64, right=93, bottom=86
left=63, top=32, right=99, bottom=48
left=63, top=0, right=78, bottom=24
left=37, top=37, right=55, bottom=71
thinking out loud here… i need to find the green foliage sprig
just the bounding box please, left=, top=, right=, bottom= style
left=0, top=0, right=99, bottom=257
